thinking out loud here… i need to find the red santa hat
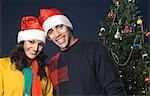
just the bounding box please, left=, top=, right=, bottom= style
left=17, top=16, right=46, bottom=43
left=39, top=8, right=73, bottom=34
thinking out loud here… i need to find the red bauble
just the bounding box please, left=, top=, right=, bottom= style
left=146, top=32, right=150, bottom=37
left=144, top=77, right=150, bottom=82
left=108, top=10, right=115, bottom=19
left=124, top=26, right=132, bottom=33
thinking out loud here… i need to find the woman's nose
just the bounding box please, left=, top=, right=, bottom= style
left=33, top=44, right=39, bottom=52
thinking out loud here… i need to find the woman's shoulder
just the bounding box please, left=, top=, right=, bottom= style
left=0, top=57, right=11, bottom=63
left=0, top=57, right=10, bottom=61
left=0, top=57, right=12, bottom=68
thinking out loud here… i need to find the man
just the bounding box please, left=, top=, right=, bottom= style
left=39, top=8, right=127, bottom=95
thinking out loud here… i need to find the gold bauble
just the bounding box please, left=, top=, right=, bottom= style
left=137, top=18, right=143, bottom=25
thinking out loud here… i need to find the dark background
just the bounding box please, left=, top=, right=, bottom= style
left=0, top=0, right=149, bottom=60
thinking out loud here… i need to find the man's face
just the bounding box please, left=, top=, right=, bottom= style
left=47, top=24, right=74, bottom=51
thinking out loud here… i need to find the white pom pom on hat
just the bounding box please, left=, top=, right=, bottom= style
left=17, top=16, right=46, bottom=43
left=39, top=8, right=73, bottom=34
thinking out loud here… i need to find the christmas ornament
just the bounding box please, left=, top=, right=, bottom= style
left=146, top=32, right=150, bottom=37
left=142, top=91, right=146, bottom=94
left=137, top=18, right=143, bottom=25
left=118, top=19, right=122, bottom=25
left=144, top=77, right=150, bottom=82
left=131, top=0, right=135, bottom=3
left=107, top=10, right=115, bottom=19
left=142, top=53, right=148, bottom=60
left=114, top=29, right=122, bottom=40
left=98, top=32, right=102, bottom=36
left=100, top=27, right=106, bottom=32
left=116, top=1, right=120, bottom=6
left=124, top=26, right=132, bottom=33
left=99, top=27, right=106, bottom=36
left=133, top=44, right=140, bottom=47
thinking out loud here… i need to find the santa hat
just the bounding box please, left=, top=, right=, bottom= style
left=17, top=16, right=46, bottom=43
left=39, top=8, right=73, bottom=34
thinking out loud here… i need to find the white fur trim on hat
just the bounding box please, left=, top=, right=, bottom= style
left=42, top=15, right=73, bottom=33
left=17, top=29, right=46, bottom=43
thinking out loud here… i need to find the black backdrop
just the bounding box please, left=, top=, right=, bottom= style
left=0, top=0, right=149, bottom=60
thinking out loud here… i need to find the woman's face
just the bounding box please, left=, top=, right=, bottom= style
left=23, top=40, right=44, bottom=59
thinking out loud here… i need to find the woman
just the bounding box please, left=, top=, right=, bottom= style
left=0, top=16, right=53, bottom=96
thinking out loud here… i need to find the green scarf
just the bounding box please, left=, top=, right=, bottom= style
left=22, top=67, right=33, bottom=96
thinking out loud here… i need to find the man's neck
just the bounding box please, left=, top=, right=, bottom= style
left=61, top=37, right=78, bottom=51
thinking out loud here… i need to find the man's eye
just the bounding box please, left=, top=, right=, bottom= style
left=29, top=41, right=34, bottom=44
left=57, top=24, right=63, bottom=28
left=48, top=29, right=52, bottom=34
left=58, top=24, right=63, bottom=28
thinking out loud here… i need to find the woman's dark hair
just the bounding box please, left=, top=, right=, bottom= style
left=10, top=41, right=48, bottom=79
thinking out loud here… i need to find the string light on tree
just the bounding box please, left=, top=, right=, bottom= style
left=113, top=0, right=121, bottom=6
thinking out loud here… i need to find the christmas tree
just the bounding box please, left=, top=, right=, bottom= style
left=98, top=0, right=150, bottom=95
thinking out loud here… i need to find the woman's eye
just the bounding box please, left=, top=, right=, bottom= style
left=39, top=43, right=44, bottom=47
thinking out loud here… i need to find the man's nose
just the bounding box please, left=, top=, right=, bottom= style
left=53, top=28, right=61, bottom=37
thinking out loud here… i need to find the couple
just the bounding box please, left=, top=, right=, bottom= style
left=0, top=8, right=127, bottom=96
